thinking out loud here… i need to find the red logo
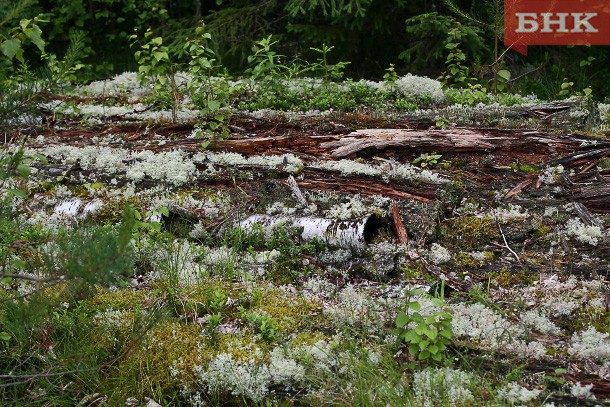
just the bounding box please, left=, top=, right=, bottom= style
left=504, top=0, right=610, bottom=55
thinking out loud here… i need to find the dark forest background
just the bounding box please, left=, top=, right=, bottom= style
left=2, top=0, right=610, bottom=100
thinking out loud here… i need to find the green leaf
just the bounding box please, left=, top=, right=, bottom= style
left=153, top=51, right=168, bottom=62
left=207, top=100, right=221, bottom=112
left=395, top=312, right=409, bottom=328
left=440, top=328, right=453, bottom=339
left=403, top=330, right=420, bottom=343
left=12, top=258, right=26, bottom=269
left=408, top=343, right=419, bottom=355
left=408, top=301, right=421, bottom=311
left=25, top=23, right=45, bottom=52
left=418, top=349, right=430, bottom=360
left=1, top=38, right=22, bottom=59
left=425, top=327, right=438, bottom=341
left=554, top=368, right=567, bottom=374
left=159, top=206, right=169, bottom=217
left=8, top=189, right=27, bottom=198
left=33, top=153, right=48, bottom=164
left=411, top=313, right=424, bottom=324
left=497, top=69, right=511, bottom=81
left=16, top=164, right=30, bottom=178
left=0, top=332, right=10, bottom=342
left=428, top=344, right=439, bottom=354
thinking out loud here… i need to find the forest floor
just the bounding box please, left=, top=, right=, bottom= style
left=4, top=77, right=610, bottom=405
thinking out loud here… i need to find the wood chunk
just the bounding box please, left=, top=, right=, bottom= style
left=391, top=202, right=409, bottom=246
left=573, top=202, right=604, bottom=228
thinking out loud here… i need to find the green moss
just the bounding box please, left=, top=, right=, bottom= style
left=204, top=334, right=271, bottom=363
left=289, top=331, right=329, bottom=348
left=128, top=320, right=203, bottom=389
left=84, top=288, right=150, bottom=311
left=452, top=251, right=494, bottom=270
left=253, top=288, right=324, bottom=334
left=509, top=163, right=538, bottom=173
left=441, top=216, right=498, bottom=250
left=491, top=269, right=537, bottom=287
left=533, top=225, right=552, bottom=239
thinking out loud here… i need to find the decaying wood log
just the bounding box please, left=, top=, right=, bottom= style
left=549, top=147, right=610, bottom=167
left=320, top=128, right=604, bottom=158
left=573, top=202, right=604, bottom=228
left=572, top=184, right=610, bottom=213
left=299, top=173, right=435, bottom=203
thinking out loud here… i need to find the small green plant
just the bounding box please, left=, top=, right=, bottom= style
left=413, top=152, right=444, bottom=168
left=183, top=24, right=225, bottom=114
left=492, top=68, right=511, bottom=93
left=394, top=286, right=453, bottom=363
left=307, top=44, right=350, bottom=82
left=193, top=114, right=230, bottom=149
left=246, top=35, right=286, bottom=81
left=383, top=63, right=398, bottom=86
left=559, top=78, right=592, bottom=98
left=203, top=312, right=223, bottom=339
left=130, top=29, right=180, bottom=120
left=434, top=117, right=451, bottom=129
left=240, top=308, right=278, bottom=341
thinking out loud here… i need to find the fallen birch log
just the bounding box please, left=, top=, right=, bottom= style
left=238, top=214, right=389, bottom=253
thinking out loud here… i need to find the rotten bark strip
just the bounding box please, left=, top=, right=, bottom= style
left=391, top=202, right=409, bottom=246
left=299, top=171, right=435, bottom=203
left=321, top=128, right=608, bottom=158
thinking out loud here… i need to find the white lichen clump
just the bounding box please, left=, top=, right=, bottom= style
left=194, top=152, right=303, bottom=174
left=394, top=74, right=446, bottom=104
left=570, top=382, right=596, bottom=399
left=311, top=159, right=445, bottom=184
left=496, top=382, right=541, bottom=404
left=561, top=218, right=605, bottom=246
left=520, top=310, right=562, bottom=336
left=413, top=367, right=474, bottom=405
left=426, top=243, right=451, bottom=265
left=452, top=303, right=523, bottom=351
left=568, top=326, right=610, bottom=362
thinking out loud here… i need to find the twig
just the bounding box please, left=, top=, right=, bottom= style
left=494, top=217, right=521, bottom=263
left=0, top=273, right=62, bottom=283
left=0, top=367, right=98, bottom=388
left=504, top=178, right=534, bottom=200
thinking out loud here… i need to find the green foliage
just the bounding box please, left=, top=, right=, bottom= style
left=246, top=35, right=287, bottom=81
left=413, top=153, right=446, bottom=169
left=240, top=307, right=278, bottom=341
left=193, top=114, right=230, bottom=149
left=131, top=28, right=170, bottom=81
left=394, top=287, right=453, bottom=363
left=402, top=13, right=487, bottom=74
left=0, top=146, right=141, bottom=400
left=383, top=63, right=398, bottom=86
left=41, top=0, right=169, bottom=76
left=0, top=4, right=86, bottom=129
left=306, top=44, right=350, bottom=82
